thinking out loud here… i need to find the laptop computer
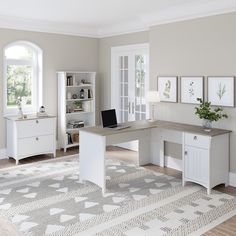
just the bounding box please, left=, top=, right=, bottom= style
left=101, top=109, right=131, bottom=130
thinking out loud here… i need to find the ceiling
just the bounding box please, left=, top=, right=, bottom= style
left=0, top=0, right=235, bottom=38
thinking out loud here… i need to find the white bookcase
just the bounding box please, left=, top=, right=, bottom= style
left=57, top=71, right=96, bottom=152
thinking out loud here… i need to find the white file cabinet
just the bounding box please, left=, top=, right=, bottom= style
left=6, top=116, right=56, bottom=165
left=183, top=132, right=229, bottom=194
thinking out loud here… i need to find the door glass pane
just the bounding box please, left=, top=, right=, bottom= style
left=120, top=56, right=123, bottom=69
left=124, top=56, right=128, bottom=69
left=124, top=83, right=128, bottom=96
left=119, top=56, right=129, bottom=122
left=124, top=70, right=128, bottom=82
left=124, top=97, right=128, bottom=110
left=135, top=55, right=147, bottom=120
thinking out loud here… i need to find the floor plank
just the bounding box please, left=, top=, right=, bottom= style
left=0, top=146, right=235, bottom=235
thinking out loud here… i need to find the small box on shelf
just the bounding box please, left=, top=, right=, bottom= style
left=72, top=133, right=79, bottom=143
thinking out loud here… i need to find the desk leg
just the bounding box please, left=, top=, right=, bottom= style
left=159, top=139, right=165, bottom=167
left=138, top=130, right=151, bottom=166
left=79, top=131, right=106, bottom=194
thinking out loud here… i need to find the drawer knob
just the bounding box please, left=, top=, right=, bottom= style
left=193, top=136, right=197, bottom=140
left=36, top=120, right=39, bottom=124
left=184, top=151, right=187, bottom=155
left=36, top=137, right=39, bottom=141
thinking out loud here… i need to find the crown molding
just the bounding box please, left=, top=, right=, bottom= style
left=0, top=15, right=98, bottom=38
left=0, top=2, right=235, bottom=38
left=142, top=2, right=236, bottom=29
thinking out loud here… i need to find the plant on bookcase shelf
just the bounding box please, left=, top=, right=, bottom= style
left=73, top=101, right=83, bottom=112
left=195, top=98, right=228, bottom=131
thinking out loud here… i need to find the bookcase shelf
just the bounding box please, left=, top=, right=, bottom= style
left=57, top=71, right=96, bottom=152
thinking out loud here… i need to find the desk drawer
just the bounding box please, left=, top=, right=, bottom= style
left=18, top=135, right=54, bottom=157
left=184, top=133, right=210, bottom=149
left=17, top=118, right=55, bottom=138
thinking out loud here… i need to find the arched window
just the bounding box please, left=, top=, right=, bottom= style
left=3, top=41, right=42, bottom=116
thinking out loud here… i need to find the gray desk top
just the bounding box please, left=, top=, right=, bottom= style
left=80, top=120, right=231, bottom=137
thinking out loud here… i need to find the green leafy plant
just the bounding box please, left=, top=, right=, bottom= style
left=73, top=101, right=82, bottom=108
left=195, top=98, right=228, bottom=122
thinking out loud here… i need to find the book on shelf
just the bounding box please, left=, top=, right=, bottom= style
left=66, top=75, right=75, bottom=86
left=88, top=89, right=93, bottom=98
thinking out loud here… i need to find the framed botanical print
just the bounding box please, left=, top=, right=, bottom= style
left=180, top=76, right=203, bottom=104
left=157, top=76, right=177, bottom=102
left=208, top=76, right=235, bottom=107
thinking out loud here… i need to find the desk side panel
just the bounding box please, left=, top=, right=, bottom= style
left=79, top=131, right=106, bottom=191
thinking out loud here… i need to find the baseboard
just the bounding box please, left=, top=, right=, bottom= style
left=0, top=148, right=6, bottom=160
left=229, top=172, right=236, bottom=187
left=164, top=155, right=182, bottom=172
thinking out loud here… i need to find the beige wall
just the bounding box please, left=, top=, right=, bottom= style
left=98, top=12, right=236, bottom=173
left=150, top=12, right=236, bottom=172
left=0, top=28, right=98, bottom=149
left=98, top=31, right=149, bottom=110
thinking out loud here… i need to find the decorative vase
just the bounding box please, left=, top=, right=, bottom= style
left=18, top=108, right=24, bottom=119
left=202, top=119, right=212, bottom=131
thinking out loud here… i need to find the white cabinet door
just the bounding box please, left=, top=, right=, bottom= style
left=184, top=146, right=208, bottom=185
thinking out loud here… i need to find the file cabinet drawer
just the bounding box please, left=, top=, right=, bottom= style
left=18, top=135, right=54, bottom=157
left=17, top=118, right=55, bottom=138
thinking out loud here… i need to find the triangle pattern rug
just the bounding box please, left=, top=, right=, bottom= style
left=0, top=155, right=235, bottom=236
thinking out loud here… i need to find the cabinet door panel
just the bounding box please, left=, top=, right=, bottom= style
left=184, top=146, right=208, bottom=184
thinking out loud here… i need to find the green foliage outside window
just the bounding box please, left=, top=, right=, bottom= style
left=7, top=65, right=32, bottom=107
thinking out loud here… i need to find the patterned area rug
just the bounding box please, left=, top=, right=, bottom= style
left=0, top=155, right=235, bottom=236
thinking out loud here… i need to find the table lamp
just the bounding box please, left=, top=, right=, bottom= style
left=146, top=91, right=160, bottom=121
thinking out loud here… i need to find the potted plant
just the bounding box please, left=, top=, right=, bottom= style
left=195, top=98, right=228, bottom=130
left=73, top=101, right=83, bottom=112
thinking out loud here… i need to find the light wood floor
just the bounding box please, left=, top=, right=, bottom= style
left=0, top=146, right=235, bottom=235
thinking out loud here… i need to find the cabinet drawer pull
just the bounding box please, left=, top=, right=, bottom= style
left=193, top=136, right=197, bottom=140
left=36, top=120, right=39, bottom=124
left=184, top=150, right=187, bottom=155
left=36, top=137, right=39, bottom=141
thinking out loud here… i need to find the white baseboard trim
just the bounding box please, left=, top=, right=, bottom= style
left=164, top=155, right=182, bottom=172
left=0, top=148, right=7, bottom=160
left=229, top=172, right=236, bottom=187
left=164, top=155, right=236, bottom=188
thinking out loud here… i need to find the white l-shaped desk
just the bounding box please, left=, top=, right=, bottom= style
left=79, top=120, right=230, bottom=194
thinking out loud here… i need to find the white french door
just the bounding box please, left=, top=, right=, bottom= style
left=111, top=44, right=149, bottom=150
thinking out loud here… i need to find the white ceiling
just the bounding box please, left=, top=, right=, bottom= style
left=0, top=0, right=236, bottom=38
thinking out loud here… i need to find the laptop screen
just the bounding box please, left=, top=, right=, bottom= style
left=101, top=109, right=118, bottom=128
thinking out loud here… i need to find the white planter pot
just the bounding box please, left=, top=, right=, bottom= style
left=202, top=119, right=212, bottom=131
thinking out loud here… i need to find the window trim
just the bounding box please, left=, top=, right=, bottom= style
left=3, top=41, right=43, bottom=116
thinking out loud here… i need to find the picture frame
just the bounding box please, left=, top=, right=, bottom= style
left=207, top=76, right=235, bottom=107
left=180, top=76, right=204, bottom=104
left=157, top=76, right=177, bottom=102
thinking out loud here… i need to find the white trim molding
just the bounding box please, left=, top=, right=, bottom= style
left=0, top=148, right=7, bottom=160
left=0, top=1, right=235, bottom=38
